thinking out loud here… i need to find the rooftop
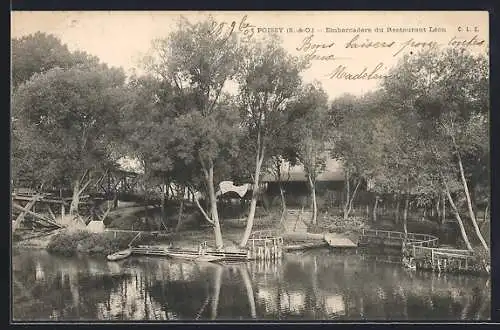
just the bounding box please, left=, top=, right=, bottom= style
left=261, top=158, right=344, bottom=182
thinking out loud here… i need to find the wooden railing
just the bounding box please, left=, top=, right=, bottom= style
left=412, top=245, right=474, bottom=260
left=360, top=228, right=439, bottom=248
left=248, top=230, right=284, bottom=260
left=250, top=229, right=281, bottom=240
left=360, top=228, right=477, bottom=273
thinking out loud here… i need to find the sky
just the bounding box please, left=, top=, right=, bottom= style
left=11, top=11, right=489, bottom=100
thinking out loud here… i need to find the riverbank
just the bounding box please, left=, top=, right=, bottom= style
left=13, top=229, right=63, bottom=250
left=14, top=217, right=338, bottom=257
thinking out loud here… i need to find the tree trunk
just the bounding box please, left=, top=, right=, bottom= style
left=143, top=190, right=150, bottom=229
left=161, top=181, right=167, bottom=227
left=483, top=202, right=489, bottom=223
left=395, top=195, right=401, bottom=224
left=403, top=194, right=409, bottom=237
left=435, top=196, right=441, bottom=219
left=343, top=172, right=350, bottom=220
left=441, top=192, right=446, bottom=225
left=207, top=165, right=224, bottom=250
left=175, top=196, right=184, bottom=233
left=307, top=174, right=318, bottom=225
left=279, top=182, right=286, bottom=223
left=455, top=141, right=488, bottom=251
left=69, top=179, right=81, bottom=216
left=347, top=179, right=361, bottom=219
left=444, top=184, right=473, bottom=251
left=372, top=196, right=379, bottom=223
left=240, top=143, right=265, bottom=248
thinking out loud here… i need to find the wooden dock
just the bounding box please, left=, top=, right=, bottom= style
left=358, top=228, right=483, bottom=274
left=130, top=245, right=250, bottom=261
left=323, top=233, right=357, bottom=248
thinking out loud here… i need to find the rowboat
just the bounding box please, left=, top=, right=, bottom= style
left=285, top=241, right=328, bottom=251
left=107, top=248, right=132, bottom=261
left=166, top=252, right=224, bottom=263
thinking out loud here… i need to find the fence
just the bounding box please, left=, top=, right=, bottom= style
left=248, top=229, right=284, bottom=261
left=360, top=228, right=477, bottom=273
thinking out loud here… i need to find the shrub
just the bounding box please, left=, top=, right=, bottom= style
left=47, top=230, right=135, bottom=256
left=311, top=215, right=369, bottom=233
left=47, top=230, right=88, bottom=256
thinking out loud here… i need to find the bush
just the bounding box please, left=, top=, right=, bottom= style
left=47, top=230, right=135, bottom=256
left=311, top=215, right=369, bottom=233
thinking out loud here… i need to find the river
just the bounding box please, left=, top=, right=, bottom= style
left=12, top=248, right=490, bottom=321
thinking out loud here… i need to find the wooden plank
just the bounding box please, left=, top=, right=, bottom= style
left=13, top=194, right=43, bottom=230
left=433, top=251, right=471, bottom=259
left=46, top=205, right=57, bottom=221
left=62, top=195, right=90, bottom=201
left=12, top=195, right=68, bottom=204
left=434, top=248, right=474, bottom=255
left=12, top=203, right=62, bottom=228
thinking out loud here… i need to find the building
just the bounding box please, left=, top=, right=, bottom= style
left=260, top=157, right=346, bottom=208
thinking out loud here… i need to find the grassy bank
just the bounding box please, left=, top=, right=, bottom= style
left=308, top=214, right=368, bottom=244
left=13, top=229, right=64, bottom=249
left=46, top=230, right=137, bottom=256
left=43, top=209, right=279, bottom=256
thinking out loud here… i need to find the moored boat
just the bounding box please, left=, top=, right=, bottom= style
left=165, top=252, right=224, bottom=263
left=285, top=241, right=328, bottom=251
left=107, top=248, right=132, bottom=261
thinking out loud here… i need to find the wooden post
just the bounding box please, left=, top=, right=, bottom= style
left=431, top=249, right=434, bottom=265
left=252, top=239, right=255, bottom=259
left=47, top=205, right=57, bottom=221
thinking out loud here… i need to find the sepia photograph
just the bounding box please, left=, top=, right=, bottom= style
left=10, top=10, right=490, bottom=321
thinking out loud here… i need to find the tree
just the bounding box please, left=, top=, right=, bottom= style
left=382, top=48, right=488, bottom=252
left=120, top=74, right=178, bottom=227
left=145, top=17, right=242, bottom=250
left=330, top=93, right=380, bottom=220
left=236, top=35, right=307, bottom=247
left=13, top=64, right=127, bottom=218
left=288, top=83, right=330, bottom=225
left=267, top=152, right=296, bottom=222
left=12, top=32, right=100, bottom=89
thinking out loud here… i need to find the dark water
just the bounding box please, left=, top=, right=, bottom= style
left=12, top=248, right=490, bottom=321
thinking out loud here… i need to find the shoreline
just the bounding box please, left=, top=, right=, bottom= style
left=13, top=225, right=354, bottom=256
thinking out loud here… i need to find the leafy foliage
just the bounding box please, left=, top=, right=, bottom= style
left=12, top=32, right=101, bottom=89
left=12, top=65, right=126, bottom=188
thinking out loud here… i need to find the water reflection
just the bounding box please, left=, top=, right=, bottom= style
left=12, top=248, right=490, bottom=321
